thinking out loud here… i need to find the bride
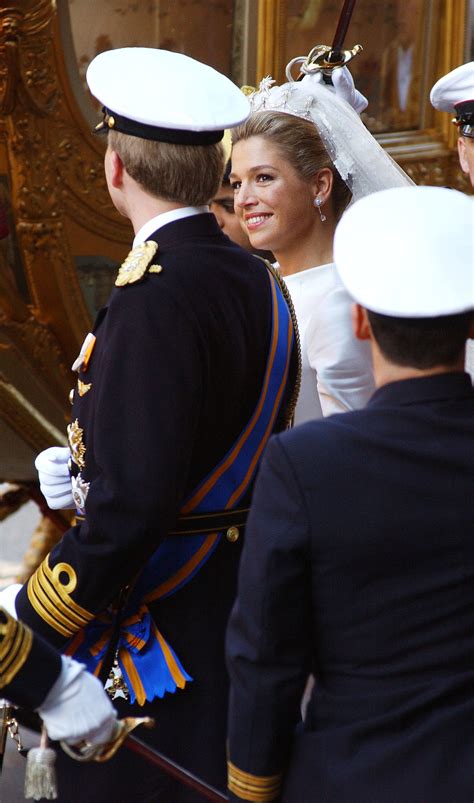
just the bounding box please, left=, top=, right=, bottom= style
left=230, top=61, right=413, bottom=423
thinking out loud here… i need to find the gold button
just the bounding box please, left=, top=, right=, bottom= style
left=107, top=116, right=115, bottom=129
left=226, top=526, right=239, bottom=543
left=69, top=388, right=74, bottom=405
left=68, top=458, right=73, bottom=472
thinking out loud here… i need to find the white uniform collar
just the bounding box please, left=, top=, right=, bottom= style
left=133, top=205, right=209, bottom=248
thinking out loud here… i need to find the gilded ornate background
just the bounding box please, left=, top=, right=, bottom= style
left=284, top=0, right=430, bottom=133
left=259, top=0, right=470, bottom=188
left=0, top=0, right=469, bottom=492
left=68, top=0, right=237, bottom=84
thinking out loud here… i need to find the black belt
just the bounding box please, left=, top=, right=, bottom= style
left=74, top=507, right=249, bottom=537
left=169, top=507, right=249, bottom=536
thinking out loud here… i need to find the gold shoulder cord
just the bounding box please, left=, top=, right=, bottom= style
left=256, top=257, right=302, bottom=428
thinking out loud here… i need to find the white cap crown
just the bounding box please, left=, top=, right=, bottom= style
left=86, top=48, right=249, bottom=141
left=430, top=61, right=474, bottom=113
left=334, top=186, right=474, bottom=317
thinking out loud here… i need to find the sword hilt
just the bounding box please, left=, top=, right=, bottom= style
left=287, top=44, right=363, bottom=83
left=60, top=716, right=155, bottom=763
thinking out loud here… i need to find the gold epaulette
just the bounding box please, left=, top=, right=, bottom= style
left=27, top=557, right=94, bottom=638
left=115, top=240, right=162, bottom=286
left=0, top=607, right=33, bottom=688
left=228, top=760, right=282, bottom=802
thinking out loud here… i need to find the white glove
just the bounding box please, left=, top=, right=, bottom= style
left=38, top=656, right=117, bottom=746
left=314, top=66, right=368, bottom=114
left=0, top=584, right=22, bottom=618
left=35, top=447, right=74, bottom=510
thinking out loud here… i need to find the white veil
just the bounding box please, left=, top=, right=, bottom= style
left=246, top=72, right=414, bottom=202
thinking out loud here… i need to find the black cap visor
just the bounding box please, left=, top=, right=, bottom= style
left=93, top=107, right=224, bottom=145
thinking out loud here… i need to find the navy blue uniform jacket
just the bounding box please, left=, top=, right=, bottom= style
left=15, top=212, right=297, bottom=798
left=227, top=372, right=474, bottom=803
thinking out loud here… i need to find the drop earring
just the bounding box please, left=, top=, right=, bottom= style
left=314, top=197, right=326, bottom=223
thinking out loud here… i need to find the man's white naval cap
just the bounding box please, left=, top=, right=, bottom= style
left=334, top=186, right=473, bottom=317
left=86, top=47, right=250, bottom=145
left=430, top=62, right=474, bottom=138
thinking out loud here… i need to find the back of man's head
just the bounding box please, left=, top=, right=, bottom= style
left=107, top=131, right=225, bottom=205
left=334, top=186, right=473, bottom=371
left=364, top=310, right=472, bottom=369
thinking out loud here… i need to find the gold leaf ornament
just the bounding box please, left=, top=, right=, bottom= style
left=67, top=419, right=86, bottom=470
left=77, top=380, right=92, bottom=397
left=115, top=241, right=159, bottom=286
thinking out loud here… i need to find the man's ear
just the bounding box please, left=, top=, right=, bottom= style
left=457, top=137, right=469, bottom=175
left=351, top=303, right=372, bottom=341
left=109, top=150, right=124, bottom=189
left=468, top=313, right=474, bottom=340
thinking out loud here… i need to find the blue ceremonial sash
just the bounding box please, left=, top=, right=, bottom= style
left=67, top=270, right=294, bottom=704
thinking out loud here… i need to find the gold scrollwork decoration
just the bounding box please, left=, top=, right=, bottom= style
left=0, top=2, right=57, bottom=116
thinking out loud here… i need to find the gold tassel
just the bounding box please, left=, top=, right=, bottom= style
left=24, top=726, right=57, bottom=800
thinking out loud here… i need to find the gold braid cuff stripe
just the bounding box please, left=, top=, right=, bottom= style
left=0, top=610, right=33, bottom=687
left=227, top=760, right=282, bottom=802
left=27, top=558, right=94, bottom=638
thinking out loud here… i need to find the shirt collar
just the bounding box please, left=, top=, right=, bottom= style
left=133, top=205, right=209, bottom=248
left=368, top=372, right=473, bottom=409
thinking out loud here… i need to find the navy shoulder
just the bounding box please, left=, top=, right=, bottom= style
left=274, top=407, right=370, bottom=453
left=109, top=227, right=269, bottom=322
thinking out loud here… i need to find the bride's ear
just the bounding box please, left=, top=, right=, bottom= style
left=311, top=167, right=333, bottom=205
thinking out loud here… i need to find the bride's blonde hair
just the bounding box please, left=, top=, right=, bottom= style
left=232, top=111, right=352, bottom=220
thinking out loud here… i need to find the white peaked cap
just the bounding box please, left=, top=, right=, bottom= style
left=86, top=48, right=249, bottom=142
left=334, top=186, right=474, bottom=317
left=430, top=62, right=474, bottom=112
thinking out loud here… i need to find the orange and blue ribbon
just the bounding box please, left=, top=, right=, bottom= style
left=68, top=270, right=294, bottom=704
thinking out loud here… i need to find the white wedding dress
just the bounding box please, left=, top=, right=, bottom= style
left=285, top=263, right=375, bottom=424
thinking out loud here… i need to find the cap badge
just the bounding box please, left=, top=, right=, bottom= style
left=115, top=241, right=159, bottom=286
